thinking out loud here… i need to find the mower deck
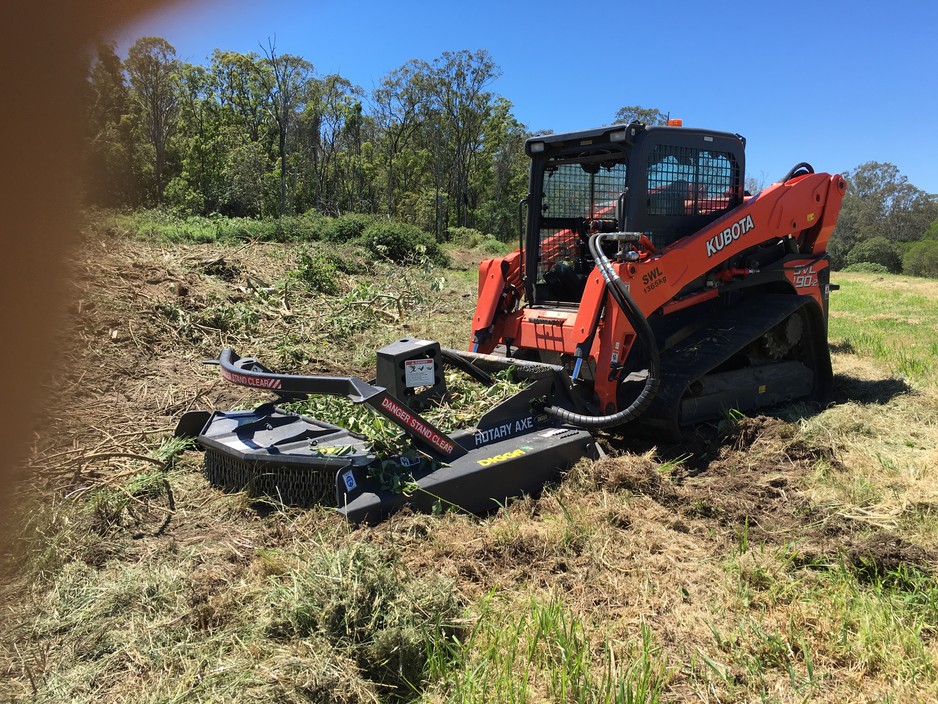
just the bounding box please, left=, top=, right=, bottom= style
left=177, top=341, right=597, bottom=522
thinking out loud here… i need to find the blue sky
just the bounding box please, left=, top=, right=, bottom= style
left=115, top=0, right=938, bottom=194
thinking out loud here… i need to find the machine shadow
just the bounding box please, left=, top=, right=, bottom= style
left=617, top=368, right=913, bottom=473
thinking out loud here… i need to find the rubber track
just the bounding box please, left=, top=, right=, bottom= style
left=642, top=294, right=813, bottom=430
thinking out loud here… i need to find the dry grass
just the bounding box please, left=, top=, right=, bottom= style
left=2, top=227, right=936, bottom=703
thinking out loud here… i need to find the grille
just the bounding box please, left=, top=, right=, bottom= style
left=203, top=450, right=337, bottom=507
left=538, top=162, right=627, bottom=283
left=537, top=227, right=580, bottom=282
left=646, top=145, right=737, bottom=216
left=542, top=162, right=626, bottom=218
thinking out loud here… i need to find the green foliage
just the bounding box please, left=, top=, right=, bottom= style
left=831, top=162, right=938, bottom=269
left=846, top=236, right=902, bottom=273
left=320, top=212, right=377, bottom=242
left=903, top=239, right=938, bottom=278
left=125, top=37, right=180, bottom=204
left=110, top=209, right=332, bottom=244
left=196, top=299, right=259, bottom=334
left=82, top=41, right=528, bottom=240
left=843, top=262, right=890, bottom=273
left=293, top=250, right=341, bottom=294
left=446, top=226, right=487, bottom=246
left=359, top=220, right=449, bottom=265
left=223, top=141, right=270, bottom=217
left=924, top=219, right=938, bottom=240
left=613, top=105, right=667, bottom=126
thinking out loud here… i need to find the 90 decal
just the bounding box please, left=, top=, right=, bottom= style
left=793, top=265, right=818, bottom=289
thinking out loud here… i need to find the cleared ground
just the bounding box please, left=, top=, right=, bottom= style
left=2, top=224, right=936, bottom=703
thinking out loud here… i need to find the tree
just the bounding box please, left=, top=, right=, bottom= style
left=171, top=63, right=228, bottom=213
left=428, top=50, right=501, bottom=232
left=212, top=50, right=268, bottom=145
left=613, top=105, right=666, bottom=126
left=85, top=41, right=135, bottom=206
left=845, top=236, right=902, bottom=273
left=745, top=170, right=768, bottom=195
left=126, top=37, right=179, bottom=203
left=301, top=74, right=361, bottom=214
left=476, top=96, right=528, bottom=239
left=372, top=60, right=430, bottom=217
left=903, top=240, right=938, bottom=278
left=79, top=35, right=537, bottom=228
left=831, top=162, right=938, bottom=269
left=254, top=42, right=315, bottom=217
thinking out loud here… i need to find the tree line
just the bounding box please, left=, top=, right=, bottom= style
left=84, top=37, right=528, bottom=240
left=84, top=38, right=938, bottom=275
left=829, top=162, right=938, bottom=277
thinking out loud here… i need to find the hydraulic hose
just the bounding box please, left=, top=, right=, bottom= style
left=781, top=162, right=814, bottom=182
left=544, top=232, right=661, bottom=428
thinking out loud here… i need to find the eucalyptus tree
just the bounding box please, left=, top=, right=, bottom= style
left=125, top=36, right=180, bottom=203
left=254, top=42, right=315, bottom=216
left=85, top=41, right=135, bottom=206
left=303, top=74, right=363, bottom=214
left=613, top=105, right=667, bottom=126
left=371, top=59, right=431, bottom=217
left=210, top=50, right=272, bottom=215
left=428, top=50, right=501, bottom=230
left=477, top=96, right=528, bottom=239
left=173, top=63, right=227, bottom=212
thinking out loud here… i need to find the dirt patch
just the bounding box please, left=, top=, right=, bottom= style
left=846, top=533, right=936, bottom=581
left=590, top=416, right=938, bottom=588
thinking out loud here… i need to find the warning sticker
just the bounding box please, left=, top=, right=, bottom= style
left=405, top=358, right=435, bottom=388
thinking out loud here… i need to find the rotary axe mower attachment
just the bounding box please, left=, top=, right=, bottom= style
left=175, top=339, right=598, bottom=524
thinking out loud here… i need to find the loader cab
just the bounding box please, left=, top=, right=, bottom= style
left=524, top=123, right=745, bottom=304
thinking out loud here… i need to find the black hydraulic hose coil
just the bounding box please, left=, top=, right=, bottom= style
left=781, top=162, right=814, bottom=182
left=544, top=233, right=661, bottom=428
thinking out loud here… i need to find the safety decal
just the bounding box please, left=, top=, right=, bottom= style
left=379, top=396, right=455, bottom=455
left=221, top=366, right=283, bottom=390
left=404, top=358, right=435, bottom=388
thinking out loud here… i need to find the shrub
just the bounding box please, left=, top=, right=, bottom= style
left=846, top=237, right=902, bottom=273
left=212, top=216, right=278, bottom=242
left=903, top=239, right=938, bottom=278
left=294, top=250, right=341, bottom=295
left=480, top=236, right=512, bottom=255
left=324, top=249, right=365, bottom=275
left=446, top=226, right=486, bottom=247
left=843, top=262, right=890, bottom=274
left=321, top=213, right=377, bottom=243
left=358, top=220, right=449, bottom=266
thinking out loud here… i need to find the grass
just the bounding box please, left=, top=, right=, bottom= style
left=4, top=232, right=938, bottom=703
left=719, top=541, right=938, bottom=699
left=425, top=595, right=671, bottom=703
left=828, top=272, right=938, bottom=385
